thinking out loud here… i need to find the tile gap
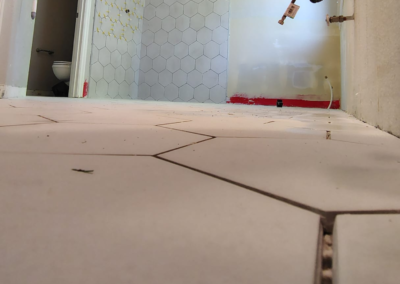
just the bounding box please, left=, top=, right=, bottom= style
left=155, top=137, right=215, bottom=156
left=157, top=125, right=215, bottom=138
left=154, top=156, right=327, bottom=217
left=38, top=115, right=58, bottom=123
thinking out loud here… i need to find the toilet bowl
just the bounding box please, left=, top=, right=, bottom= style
left=52, top=61, right=72, bottom=85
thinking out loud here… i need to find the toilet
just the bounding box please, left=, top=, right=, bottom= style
left=52, top=61, right=72, bottom=85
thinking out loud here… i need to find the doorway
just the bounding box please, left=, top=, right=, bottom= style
left=27, top=0, right=79, bottom=97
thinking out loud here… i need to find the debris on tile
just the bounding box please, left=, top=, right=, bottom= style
left=326, top=131, right=331, bottom=140
left=72, top=169, right=94, bottom=174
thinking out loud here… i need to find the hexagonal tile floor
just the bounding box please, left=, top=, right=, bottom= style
left=0, top=153, right=319, bottom=284
left=1, top=97, right=399, bottom=284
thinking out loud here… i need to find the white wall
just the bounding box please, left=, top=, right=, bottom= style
left=137, top=0, right=230, bottom=103
left=27, top=0, right=79, bottom=93
left=0, top=0, right=35, bottom=97
left=88, top=0, right=144, bottom=99
left=227, top=0, right=341, bottom=103
left=341, top=0, right=400, bottom=137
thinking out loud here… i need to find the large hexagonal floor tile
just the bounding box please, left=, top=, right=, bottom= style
left=161, top=138, right=400, bottom=211
left=0, top=123, right=206, bottom=155
left=0, top=154, right=320, bottom=284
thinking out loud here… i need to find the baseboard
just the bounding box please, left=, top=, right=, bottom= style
left=2, top=86, right=27, bottom=99
left=27, top=90, right=54, bottom=97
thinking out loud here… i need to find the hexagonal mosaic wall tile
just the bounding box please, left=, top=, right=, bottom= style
left=139, top=0, right=229, bottom=103
left=89, top=0, right=145, bottom=99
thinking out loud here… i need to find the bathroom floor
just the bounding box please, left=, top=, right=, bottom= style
left=1, top=97, right=399, bottom=284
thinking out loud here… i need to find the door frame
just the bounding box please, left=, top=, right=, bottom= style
left=69, top=0, right=95, bottom=98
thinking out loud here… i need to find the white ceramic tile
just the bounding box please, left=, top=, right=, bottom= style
left=219, top=71, right=227, bottom=87
left=115, top=66, right=125, bottom=84
left=168, top=29, right=183, bottom=45
left=118, top=39, right=128, bottom=54
left=153, top=56, right=167, bottom=72
left=204, top=41, right=219, bottom=59
left=140, top=56, right=153, bottom=72
left=140, top=43, right=147, bottom=58
left=196, top=56, right=211, bottom=73
left=161, top=42, right=175, bottom=59
left=156, top=3, right=170, bottom=19
left=125, top=68, right=135, bottom=85
left=219, top=40, right=228, bottom=58
left=211, top=55, right=227, bottom=74
left=111, top=50, right=122, bottom=68
left=162, top=16, right=176, bottom=32
left=147, top=17, right=162, bottom=33
left=139, top=83, right=151, bottom=99
left=333, top=215, right=400, bottom=284
left=197, top=27, right=212, bottom=44
left=198, top=0, right=213, bottom=16
left=96, top=79, right=109, bottom=97
left=212, top=26, right=228, bottom=44
left=189, top=42, right=204, bottom=59
left=151, top=83, right=165, bottom=100
left=108, top=80, right=119, bottom=98
left=194, top=84, right=210, bottom=102
left=220, top=12, right=229, bottom=29
left=144, top=4, right=156, bottom=20
left=98, top=44, right=111, bottom=67
left=174, top=42, right=189, bottom=59
left=181, top=56, right=196, bottom=73
left=165, top=84, right=179, bottom=100
left=203, top=70, right=219, bottom=88
left=121, top=53, right=132, bottom=69
left=104, top=64, right=116, bottom=83
left=173, top=70, right=187, bottom=87
left=93, top=32, right=106, bottom=49
left=106, top=36, right=118, bottom=52
left=190, top=14, right=205, bottom=31
left=88, top=78, right=97, bottom=98
left=0, top=153, right=319, bottom=284
left=132, top=55, right=141, bottom=71
left=205, top=13, right=220, bottom=30
left=155, top=29, right=169, bottom=45
left=145, top=69, right=159, bottom=86
left=176, top=15, right=190, bottom=31
left=159, top=70, right=173, bottom=86
left=119, top=81, right=130, bottom=99
left=210, top=85, right=226, bottom=103
left=182, top=28, right=197, bottom=45
left=170, top=2, right=184, bottom=18
left=142, top=30, right=155, bottom=46
left=147, top=43, right=161, bottom=59
left=184, top=1, right=198, bottom=17
left=91, top=46, right=99, bottom=63
left=214, top=0, right=229, bottom=15
left=188, top=70, right=203, bottom=87
left=151, top=0, right=163, bottom=7
left=166, top=56, right=181, bottom=73
left=91, top=62, right=104, bottom=82
left=179, top=84, right=194, bottom=101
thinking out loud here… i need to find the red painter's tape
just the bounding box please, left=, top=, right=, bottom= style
left=228, top=94, right=340, bottom=109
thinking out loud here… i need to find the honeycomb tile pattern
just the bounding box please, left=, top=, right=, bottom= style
left=139, top=0, right=230, bottom=103
left=89, top=0, right=145, bottom=99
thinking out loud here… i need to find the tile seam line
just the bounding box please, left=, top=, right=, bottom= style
left=38, top=115, right=58, bottom=123
left=154, top=155, right=327, bottom=217
left=154, top=137, right=216, bottom=156
left=0, top=123, right=53, bottom=128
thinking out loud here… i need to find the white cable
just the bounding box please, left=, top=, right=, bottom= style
left=325, top=76, right=333, bottom=109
